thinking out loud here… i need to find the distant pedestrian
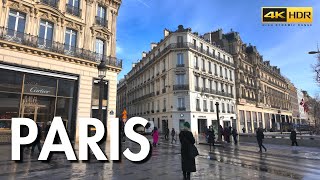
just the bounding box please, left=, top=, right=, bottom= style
left=290, top=129, right=298, bottom=146
left=256, top=128, right=267, bottom=152
left=151, top=127, right=159, bottom=147
left=171, top=128, right=176, bottom=143
left=242, top=127, right=246, bottom=133
left=31, top=123, right=42, bottom=154
left=165, top=127, right=169, bottom=140
left=208, top=128, right=215, bottom=152
left=179, top=122, right=197, bottom=180
left=232, top=128, right=238, bottom=145
left=224, top=127, right=230, bottom=143
left=21, top=124, right=30, bottom=152
left=218, top=125, right=223, bottom=141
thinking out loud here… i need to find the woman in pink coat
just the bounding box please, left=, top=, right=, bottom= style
left=151, top=127, right=159, bottom=147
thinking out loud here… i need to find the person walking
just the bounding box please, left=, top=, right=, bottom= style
left=224, top=127, right=230, bottom=143
left=179, top=122, right=196, bottom=180
left=242, top=127, right=246, bottom=133
left=218, top=125, right=223, bottom=141
left=208, top=128, right=215, bottom=152
left=256, top=128, right=267, bottom=152
left=171, top=128, right=176, bottom=143
left=31, top=123, right=42, bottom=154
left=232, top=128, right=238, bottom=145
left=151, top=127, right=159, bottom=147
left=164, top=127, right=169, bottom=140
left=290, top=129, right=298, bottom=146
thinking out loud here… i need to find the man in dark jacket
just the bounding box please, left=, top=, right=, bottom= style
left=179, top=122, right=196, bottom=180
left=208, top=128, right=215, bottom=152
left=171, top=128, right=176, bottom=143
left=232, top=128, right=238, bottom=145
left=165, top=127, right=169, bottom=140
left=290, top=129, right=298, bottom=146
left=256, top=127, right=267, bottom=152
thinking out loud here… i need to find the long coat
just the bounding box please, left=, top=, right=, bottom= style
left=179, top=130, right=196, bottom=172
left=290, top=130, right=297, bottom=141
left=152, top=130, right=159, bottom=144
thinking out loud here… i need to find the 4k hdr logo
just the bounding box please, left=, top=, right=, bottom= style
left=262, top=7, right=313, bottom=23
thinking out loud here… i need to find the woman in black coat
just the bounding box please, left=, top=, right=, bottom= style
left=179, top=122, right=196, bottom=180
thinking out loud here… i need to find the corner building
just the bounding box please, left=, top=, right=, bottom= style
left=123, top=26, right=236, bottom=141
left=0, top=0, right=122, bottom=141
left=205, top=29, right=292, bottom=133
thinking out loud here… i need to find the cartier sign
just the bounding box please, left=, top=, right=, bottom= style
left=24, top=84, right=56, bottom=96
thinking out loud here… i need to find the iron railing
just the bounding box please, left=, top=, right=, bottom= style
left=95, top=16, right=108, bottom=27
left=66, top=4, right=81, bottom=17
left=177, top=107, right=186, bottom=111
left=0, top=27, right=122, bottom=68
left=173, top=84, right=189, bottom=90
left=41, top=0, right=59, bottom=8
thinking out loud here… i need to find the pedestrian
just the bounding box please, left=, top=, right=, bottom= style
left=31, top=123, right=42, bottom=154
left=164, top=127, right=169, bottom=140
left=224, top=127, right=230, bottom=143
left=205, top=126, right=209, bottom=143
left=256, top=127, right=267, bottom=152
left=151, top=127, right=159, bottom=147
left=171, top=128, right=176, bottom=143
left=242, top=127, right=246, bottom=133
left=179, top=122, right=197, bottom=180
left=290, top=129, right=298, bottom=146
left=232, top=128, right=238, bottom=145
left=21, top=124, right=30, bottom=153
left=218, top=125, right=223, bottom=141
left=208, top=128, right=215, bottom=152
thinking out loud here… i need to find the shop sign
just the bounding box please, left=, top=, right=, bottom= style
left=24, top=84, right=56, bottom=96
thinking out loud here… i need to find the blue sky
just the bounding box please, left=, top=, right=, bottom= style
left=116, top=0, right=320, bottom=97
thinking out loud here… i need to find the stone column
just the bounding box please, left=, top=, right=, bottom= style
left=0, top=1, right=7, bottom=27
left=83, top=0, right=94, bottom=50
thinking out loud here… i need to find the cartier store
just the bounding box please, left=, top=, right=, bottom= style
left=0, top=64, right=78, bottom=139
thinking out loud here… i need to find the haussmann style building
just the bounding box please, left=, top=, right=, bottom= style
left=0, top=0, right=122, bottom=141
left=118, top=25, right=236, bottom=142
left=204, top=29, right=293, bottom=133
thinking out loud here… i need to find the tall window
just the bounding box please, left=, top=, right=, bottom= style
left=200, top=43, right=203, bottom=51
left=195, top=76, right=199, bottom=87
left=95, top=39, right=105, bottom=57
left=208, top=62, right=211, bottom=73
left=157, top=100, right=160, bottom=111
left=176, top=74, right=185, bottom=85
left=214, top=64, right=217, bottom=75
left=96, top=5, right=107, bottom=27
left=8, top=10, right=26, bottom=35
left=177, top=36, right=183, bottom=45
left=163, top=98, right=166, bottom=109
left=178, top=97, right=185, bottom=108
left=177, top=53, right=184, bottom=65
left=196, top=99, right=200, bottom=110
left=66, top=0, right=80, bottom=16
left=39, top=20, right=53, bottom=47
left=65, top=28, right=77, bottom=51
left=229, top=70, right=232, bottom=80
left=220, top=66, right=223, bottom=76
left=225, top=68, right=228, bottom=78
left=194, top=56, right=198, bottom=68
left=215, top=81, right=218, bottom=91
left=209, top=80, right=212, bottom=90
left=210, top=101, right=214, bottom=111
left=203, top=100, right=207, bottom=110
left=202, top=59, right=205, bottom=70
left=202, top=78, right=206, bottom=89
left=222, top=103, right=225, bottom=112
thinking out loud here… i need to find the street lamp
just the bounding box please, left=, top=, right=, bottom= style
left=97, top=59, right=107, bottom=126
left=215, top=102, right=221, bottom=142
left=308, top=51, right=320, bottom=54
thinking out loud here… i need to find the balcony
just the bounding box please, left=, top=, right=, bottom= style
left=208, top=71, right=212, bottom=74
left=176, top=64, right=185, bottom=67
left=195, top=86, right=201, bottom=91
left=202, top=68, right=206, bottom=72
left=41, top=0, right=59, bottom=8
left=204, top=109, right=208, bottom=112
left=95, top=16, right=108, bottom=28
left=195, top=66, right=199, bottom=70
left=177, top=107, right=186, bottom=111
left=173, top=84, right=189, bottom=90
left=163, top=109, right=166, bottom=112
left=196, top=107, right=201, bottom=111
left=66, top=4, right=81, bottom=17
left=0, top=28, right=122, bottom=68
left=162, top=88, right=166, bottom=93
left=210, top=109, right=214, bottom=112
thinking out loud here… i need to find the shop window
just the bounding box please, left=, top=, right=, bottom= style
left=0, top=69, right=23, bottom=92
left=0, top=93, right=20, bottom=129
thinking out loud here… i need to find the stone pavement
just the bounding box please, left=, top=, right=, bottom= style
left=0, top=137, right=319, bottom=180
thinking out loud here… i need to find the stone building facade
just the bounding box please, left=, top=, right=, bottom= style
left=119, top=25, right=236, bottom=141
left=286, top=79, right=300, bottom=124
left=205, top=29, right=292, bottom=133
left=0, top=0, right=122, bottom=141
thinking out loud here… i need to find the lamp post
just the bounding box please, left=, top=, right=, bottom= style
left=97, top=59, right=107, bottom=126
left=215, top=102, right=221, bottom=142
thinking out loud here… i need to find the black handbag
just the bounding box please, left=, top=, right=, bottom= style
left=190, top=144, right=199, bottom=158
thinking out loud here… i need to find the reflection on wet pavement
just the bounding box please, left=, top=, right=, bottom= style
left=0, top=138, right=320, bottom=179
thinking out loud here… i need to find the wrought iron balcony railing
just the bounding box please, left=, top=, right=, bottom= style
left=66, top=4, right=81, bottom=17
left=95, top=16, right=108, bottom=28
left=176, top=64, right=185, bottom=67
left=41, top=0, right=59, bottom=8
left=177, top=107, right=186, bottom=111
left=173, top=84, right=189, bottom=90
left=0, top=28, right=122, bottom=68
